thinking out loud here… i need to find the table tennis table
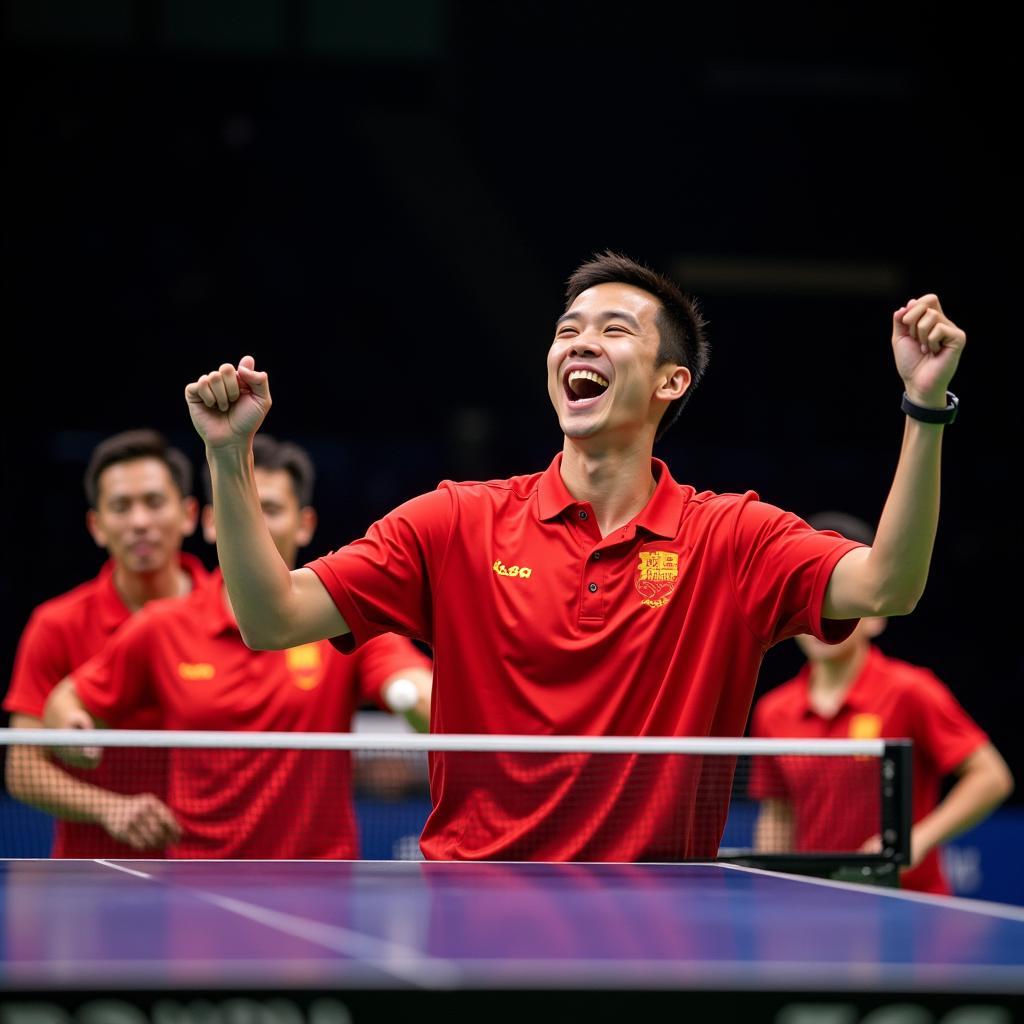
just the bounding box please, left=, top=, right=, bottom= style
left=2, top=858, right=1022, bottom=1022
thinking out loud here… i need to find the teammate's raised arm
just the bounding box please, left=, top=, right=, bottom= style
left=185, top=356, right=348, bottom=649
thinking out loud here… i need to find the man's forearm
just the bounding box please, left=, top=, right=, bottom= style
left=827, top=296, right=966, bottom=620
left=186, top=359, right=349, bottom=648
left=208, top=444, right=296, bottom=648
left=866, top=418, right=944, bottom=615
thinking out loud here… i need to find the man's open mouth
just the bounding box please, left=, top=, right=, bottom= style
left=564, top=369, right=610, bottom=404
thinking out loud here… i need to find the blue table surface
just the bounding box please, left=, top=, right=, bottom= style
left=2, top=860, right=1023, bottom=991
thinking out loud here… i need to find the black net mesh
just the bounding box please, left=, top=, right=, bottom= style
left=0, top=733, right=892, bottom=863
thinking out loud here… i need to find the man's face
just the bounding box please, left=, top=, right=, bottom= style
left=547, top=282, right=690, bottom=443
left=202, top=467, right=315, bottom=570
left=88, top=458, right=197, bottom=574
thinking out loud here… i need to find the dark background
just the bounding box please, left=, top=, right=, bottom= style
left=2, top=3, right=1019, bottom=793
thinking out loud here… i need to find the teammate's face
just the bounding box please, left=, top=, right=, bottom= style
left=202, top=467, right=315, bottom=570
left=794, top=618, right=885, bottom=663
left=547, top=282, right=690, bottom=444
left=254, top=468, right=315, bottom=568
left=88, top=458, right=197, bottom=575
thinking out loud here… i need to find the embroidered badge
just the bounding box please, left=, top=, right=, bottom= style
left=635, top=549, right=679, bottom=608
left=178, top=662, right=215, bottom=681
left=493, top=560, right=532, bottom=579
left=286, top=643, right=323, bottom=691
left=849, top=713, right=883, bottom=740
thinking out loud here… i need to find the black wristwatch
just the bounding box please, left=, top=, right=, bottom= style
left=901, top=391, right=959, bottom=425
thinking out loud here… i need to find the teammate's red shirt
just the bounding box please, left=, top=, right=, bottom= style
left=748, top=644, right=988, bottom=893
left=72, top=571, right=430, bottom=859
left=307, top=454, right=862, bottom=861
left=4, top=555, right=209, bottom=857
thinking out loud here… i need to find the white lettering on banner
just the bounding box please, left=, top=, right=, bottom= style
left=0, top=1000, right=353, bottom=1024
left=776, top=1004, right=1013, bottom=1024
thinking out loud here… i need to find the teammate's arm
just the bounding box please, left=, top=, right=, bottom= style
left=8, top=708, right=180, bottom=851
left=753, top=799, right=794, bottom=853
left=382, top=667, right=433, bottom=733
left=907, top=743, right=1013, bottom=868
left=823, top=296, right=966, bottom=620
left=185, top=357, right=348, bottom=650
left=42, top=677, right=106, bottom=765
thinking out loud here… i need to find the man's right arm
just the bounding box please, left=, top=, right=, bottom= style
left=186, top=357, right=348, bottom=650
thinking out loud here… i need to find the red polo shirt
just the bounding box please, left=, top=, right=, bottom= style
left=748, top=644, right=989, bottom=893
left=72, top=571, right=430, bottom=859
left=4, top=554, right=208, bottom=858
left=308, top=454, right=862, bottom=861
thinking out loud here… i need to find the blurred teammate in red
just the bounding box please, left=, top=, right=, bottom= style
left=45, top=435, right=431, bottom=858
left=749, top=511, right=1012, bottom=894
left=183, top=252, right=970, bottom=862
left=4, top=429, right=205, bottom=855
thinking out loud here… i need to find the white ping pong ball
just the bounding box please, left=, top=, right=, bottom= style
left=384, top=677, right=419, bottom=714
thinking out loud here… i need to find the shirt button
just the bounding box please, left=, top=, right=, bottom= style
left=578, top=509, right=588, bottom=520
left=588, top=583, right=598, bottom=593
left=592, top=551, right=601, bottom=561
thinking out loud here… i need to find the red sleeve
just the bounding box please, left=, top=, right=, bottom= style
left=730, top=496, right=865, bottom=648
left=305, top=486, right=456, bottom=654
left=908, top=673, right=989, bottom=776
left=352, top=634, right=432, bottom=707
left=3, top=607, right=74, bottom=719
left=746, top=697, right=789, bottom=801
left=71, top=613, right=159, bottom=726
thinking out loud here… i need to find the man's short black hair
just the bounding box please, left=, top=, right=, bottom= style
left=201, top=434, right=315, bottom=507
left=84, top=429, right=193, bottom=508
left=807, top=511, right=875, bottom=546
left=564, top=251, right=710, bottom=441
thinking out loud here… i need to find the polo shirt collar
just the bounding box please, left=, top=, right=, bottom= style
left=201, top=569, right=239, bottom=638
left=95, top=560, right=132, bottom=633
left=537, top=453, right=686, bottom=538
left=96, top=552, right=210, bottom=633
left=840, top=644, right=885, bottom=712
left=634, top=459, right=686, bottom=539
left=179, top=552, right=209, bottom=591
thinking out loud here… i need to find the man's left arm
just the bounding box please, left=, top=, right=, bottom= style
left=908, top=743, right=1014, bottom=869
left=824, top=295, right=966, bottom=619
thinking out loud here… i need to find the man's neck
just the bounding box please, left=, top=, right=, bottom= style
left=806, top=643, right=870, bottom=718
left=560, top=436, right=658, bottom=537
left=113, top=559, right=191, bottom=614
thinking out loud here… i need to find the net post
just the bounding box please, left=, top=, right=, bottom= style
left=880, top=739, right=912, bottom=866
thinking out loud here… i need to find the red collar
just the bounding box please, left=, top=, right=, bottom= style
left=537, top=453, right=687, bottom=538
left=95, top=552, right=210, bottom=634
left=94, top=560, right=132, bottom=633
left=799, top=644, right=884, bottom=718
left=197, top=569, right=240, bottom=638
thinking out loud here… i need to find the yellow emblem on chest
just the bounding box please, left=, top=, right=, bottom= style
left=635, top=550, right=680, bottom=608
left=286, top=643, right=323, bottom=690
left=849, top=713, right=883, bottom=740
left=178, top=662, right=215, bottom=680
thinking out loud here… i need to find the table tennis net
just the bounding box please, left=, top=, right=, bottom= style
left=0, top=731, right=910, bottom=873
